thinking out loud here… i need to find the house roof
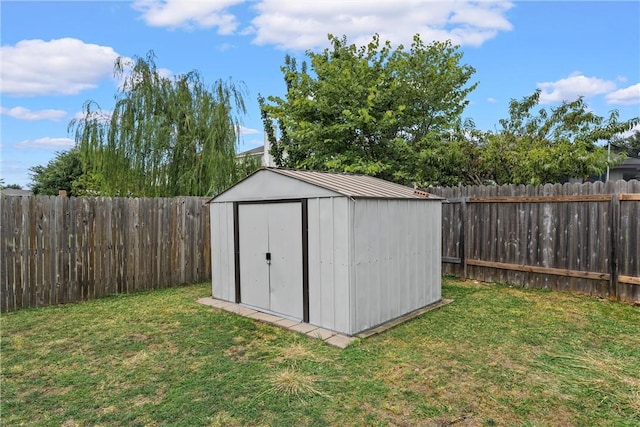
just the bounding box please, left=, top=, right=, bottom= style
left=1, top=188, right=33, bottom=197
left=236, top=146, right=264, bottom=157
left=212, top=167, right=441, bottom=201
left=615, top=157, right=640, bottom=168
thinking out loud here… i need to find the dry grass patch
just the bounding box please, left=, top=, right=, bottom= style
left=208, top=410, right=244, bottom=427
left=279, top=342, right=318, bottom=361
left=266, top=367, right=325, bottom=398
left=224, top=344, right=251, bottom=361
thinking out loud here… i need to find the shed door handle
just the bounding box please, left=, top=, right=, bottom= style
left=266, top=252, right=271, bottom=264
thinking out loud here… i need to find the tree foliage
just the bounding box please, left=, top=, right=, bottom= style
left=69, top=52, right=256, bottom=197
left=480, top=90, right=640, bottom=185
left=610, top=130, right=640, bottom=158
left=0, top=181, right=22, bottom=190
left=29, top=148, right=84, bottom=195
left=260, top=34, right=640, bottom=187
left=260, top=34, right=477, bottom=185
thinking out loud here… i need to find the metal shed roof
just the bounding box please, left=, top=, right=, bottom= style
left=221, top=167, right=442, bottom=200
left=271, top=168, right=439, bottom=199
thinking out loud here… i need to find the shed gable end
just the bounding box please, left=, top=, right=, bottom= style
left=213, top=169, right=341, bottom=202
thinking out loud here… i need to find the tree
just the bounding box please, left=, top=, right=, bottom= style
left=0, top=180, right=22, bottom=190
left=260, top=34, right=477, bottom=186
left=480, top=90, right=640, bottom=185
left=610, top=130, right=640, bottom=158
left=69, top=51, right=255, bottom=197
left=410, top=118, right=487, bottom=186
left=29, top=148, right=84, bottom=195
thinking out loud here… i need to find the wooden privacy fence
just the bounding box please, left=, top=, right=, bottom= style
left=2, top=181, right=639, bottom=312
left=1, top=196, right=211, bottom=312
left=429, top=180, right=640, bottom=304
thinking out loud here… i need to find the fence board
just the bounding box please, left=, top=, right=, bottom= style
left=13, top=198, right=24, bottom=310
left=59, top=196, right=69, bottom=304
left=430, top=179, right=640, bottom=304
left=104, top=197, right=112, bottom=295
left=45, top=196, right=55, bottom=306
left=27, top=196, right=37, bottom=307
left=125, top=197, right=134, bottom=293
left=82, top=197, right=92, bottom=300
left=3, top=198, right=16, bottom=311
left=202, top=203, right=211, bottom=279
left=1, top=196, right=212, bottom=312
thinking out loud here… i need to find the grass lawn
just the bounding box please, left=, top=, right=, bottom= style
left=2, top=278, right=639, bottom=426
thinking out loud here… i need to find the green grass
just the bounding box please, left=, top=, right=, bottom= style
left=2, top=278, right=639, bottom=426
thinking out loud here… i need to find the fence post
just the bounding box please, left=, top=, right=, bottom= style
left=609, top=193, right=619, bottom=301
left=460, top=198, right=467, bottom=279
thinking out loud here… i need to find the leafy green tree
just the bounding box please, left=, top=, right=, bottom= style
left=29, top=148, right=85, bottom=195
left=260, top=34, right=477, bottom=186
left=69, top=51, right=255, bottom=197
left=610, top=130, right=640, bottom=158
left=409, top=118, right=488, bottom=187
left=480, top=90, right=640, bottom=185
left=0, top=181, right=23, bottom=190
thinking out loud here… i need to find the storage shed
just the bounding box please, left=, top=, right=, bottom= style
left=209, top=168, right=443, bottom=336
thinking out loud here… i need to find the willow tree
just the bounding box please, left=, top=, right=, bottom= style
left=69, top=52, right=256, bottom=197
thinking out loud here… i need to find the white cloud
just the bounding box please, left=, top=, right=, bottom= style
left=537, top=73, right=616, bottom=104
left=487, top=97, right=497, bottom=103
left=129, top=1, right=513, bottom=50
left=133, top=0, right=244, bottom=33
left=0, top=106, right=67, bottom=121
left=216, top=42, right=236, bottom=52
left=158, top=68, right=173, bottom=79
left=238, top=125, right=259, bottom=135
left=16, top=137, right=75, bottom=149
left=250, top=0, right=513, bottom=50
left=1, top=38, right=120, bottom=96
left=605, top=83, right=640, bottom=105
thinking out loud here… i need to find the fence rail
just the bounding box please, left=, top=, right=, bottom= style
left=429, top=180, right=640, bottom=304
left=1, top=196, right=210, bottom=312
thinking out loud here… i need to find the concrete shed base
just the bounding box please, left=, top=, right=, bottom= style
left=197, top=297, right=356, bottom=348
left=197, top=297, right=453, bottom=348
left=356, top=298, right=454, bottom=338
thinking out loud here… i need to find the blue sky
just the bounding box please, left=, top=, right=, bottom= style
left=1, top=1, right=639, bottom=188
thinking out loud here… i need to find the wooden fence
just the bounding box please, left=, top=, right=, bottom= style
left=1, top=196, right=210, bottom=312
left=2, top=181, right=639, bottom=312
left=429, top=180, right=640, bottom=304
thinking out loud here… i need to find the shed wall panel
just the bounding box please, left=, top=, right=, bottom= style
left=348, top=200, right=357, bottom=334
left=353, top=199, right=441, bottom=333
left=307, top=199, right=322, bottom=323
left=308, top=197, right=351, bottom=334
left=332, top=197, right=352, bottom=334
left=211, top=202, right=235, bottom=301
left=426, top=205, right=442, bottom=302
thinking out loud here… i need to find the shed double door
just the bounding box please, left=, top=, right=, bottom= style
left=238, top=202, right=303, bottom=320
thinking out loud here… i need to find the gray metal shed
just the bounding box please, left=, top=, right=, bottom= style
left=209, top=168, right=443, bottom=336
